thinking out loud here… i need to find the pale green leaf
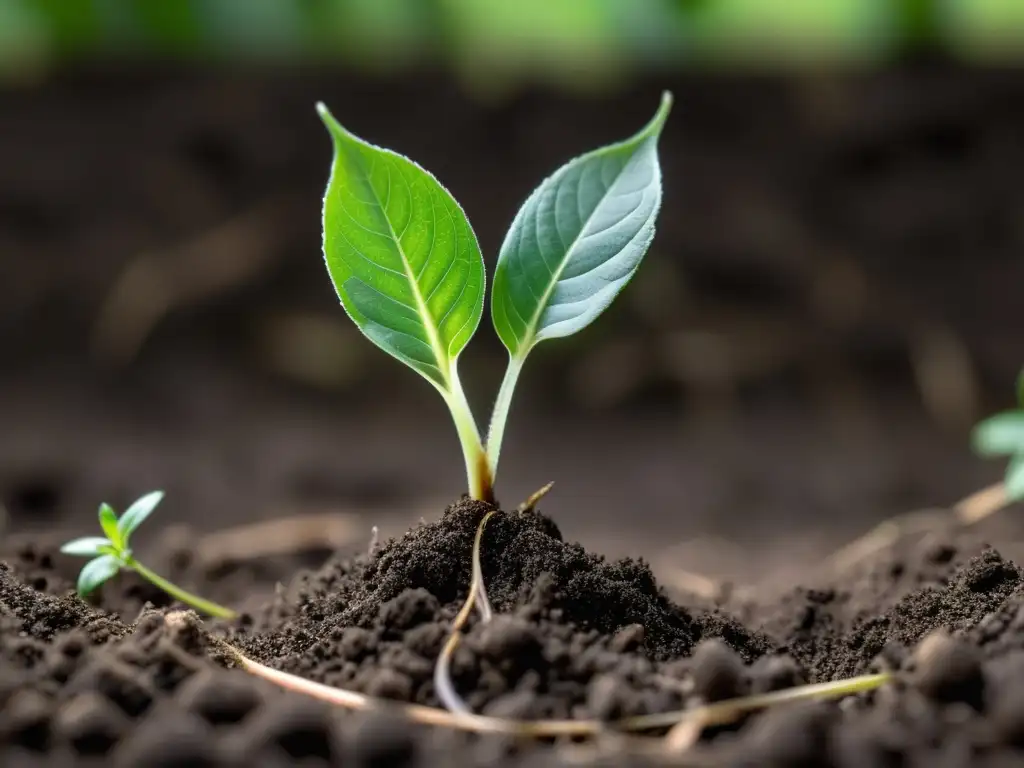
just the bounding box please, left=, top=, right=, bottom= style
left=317, top=103, right=485, bottom=391
left=98, top=503, right=122, bottom=548
left=972, top=411, right=1024, bottom=457
left=1006, top=455, right=1024, bottom=502
left=118, top=490, right=164, bottom=542
left=491, top=92, right=671, bottom=359
left=60, top=537, right=112, bottom=557
left=77, top=555, right=121, bottom=596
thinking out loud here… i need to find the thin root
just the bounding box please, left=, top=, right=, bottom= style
left=433, top=510, right=496, bottom=715
left=825, top=480, right=1012, bottom=574
left=219, top=632, right=889, bottom=740
left=824, top=508, right=947, bottom=573
left=661, top=673, right=891, bottom=752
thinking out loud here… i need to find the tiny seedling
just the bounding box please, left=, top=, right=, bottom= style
left=317, top=94, right=672, bottom=715
left=972, top=370, right=1024, bottom=502
left=60, top=491, right=236, bottom=619
left=317, top=92, right=672, bottom=503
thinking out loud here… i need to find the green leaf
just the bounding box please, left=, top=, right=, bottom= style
left=317, top=103, right=485, bottom=392
left=1017, top=369, right=1024, bottom=408
left=60, top=537, right=112, bottom=557
left=972, top=411, right=1024, bottom=457
left=1006, top=455, right=1024, bottom=502
left=77, top=555, right=121, bottom=596
left=98, top=503, right=122, bottom=548
left=118, top=490, right=164, bottom=542
left=491, top=92, right=671, bottom=359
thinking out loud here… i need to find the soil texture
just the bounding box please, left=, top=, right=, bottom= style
left=3, top=498, right=1024, bottom=766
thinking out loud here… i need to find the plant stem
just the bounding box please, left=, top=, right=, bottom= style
left=130, top=559, right=237, bottom=619
left=485, top=355, right=524, bottom=479
left=445, top=369, right=494, bottom=503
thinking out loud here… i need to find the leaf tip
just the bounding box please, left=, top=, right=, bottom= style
left=315, top=101, right=347, bottom=140
left=646, top=91, right=674, bottom=136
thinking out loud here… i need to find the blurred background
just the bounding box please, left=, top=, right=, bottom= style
left=2, top=0, right=1024, bottom=589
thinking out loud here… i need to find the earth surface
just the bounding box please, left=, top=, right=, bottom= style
left=2, top=64, right=1024, bottom=765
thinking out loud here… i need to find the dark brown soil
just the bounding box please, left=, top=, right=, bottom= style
left=4, top=63, right=1024, bottom=766
left=4, top=496, right=1024, bottom=766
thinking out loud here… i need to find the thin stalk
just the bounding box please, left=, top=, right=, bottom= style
left=445, top=369, right=494, bottom=503
left=130, top=559, right=237, bottom=619
left=485, top=355, right=525, bottom=477
left=434, top=510, right=496, bottom=714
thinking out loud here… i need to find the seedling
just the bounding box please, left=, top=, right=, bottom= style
left=317, top=92, right=672, bottom=503
left=972, top=370, right=1024, bottom=502
left=60, top=491, right=236, bottom=619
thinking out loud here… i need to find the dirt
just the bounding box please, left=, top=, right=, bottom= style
left=2, top=496, right=1024, bottom=766
left=4, top=62, right=1024, bottom=766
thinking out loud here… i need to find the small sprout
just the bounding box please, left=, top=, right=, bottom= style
left=972, top=369, right=1024, bottom=502
left=318, top=93, right=672, bottom=503
left=317, top=95, right=672, bottom=719
left=60, top=491, right=236, bottom=619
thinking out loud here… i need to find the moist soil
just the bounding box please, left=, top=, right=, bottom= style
left=5, top=65, right=1024, bottom=767
left=4, top=497, right=1024, bottom=766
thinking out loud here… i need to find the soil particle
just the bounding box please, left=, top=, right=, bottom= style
left=907, top=631, right=985, bottom=709
left=690, top=639, right=745, bottom=702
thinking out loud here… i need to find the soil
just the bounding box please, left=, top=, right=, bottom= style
left=4, top=496, right=1024, bottom=766
left=4, top=63, right=1024, bottom=766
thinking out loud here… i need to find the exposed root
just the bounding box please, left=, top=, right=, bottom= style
left=824, top=508, right=948, bottom=573
left=661, top=673, right=890, bottom=752
left=433, top=509, right=496, bottom=715
left=825, top=481, right=1012, bottom=574
left=222, top=640, right=599, bottom=736
left=220, top=632, right=889, bottom=740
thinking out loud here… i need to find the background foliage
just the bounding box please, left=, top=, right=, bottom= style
left=2, top=0, right=1024, bottom=89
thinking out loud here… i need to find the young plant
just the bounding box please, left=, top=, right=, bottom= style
left=60, top=491, right=236, bottom=619
left=317, top=92, right=672, bottom=502
left=972, top=370, right=1024, bottom=501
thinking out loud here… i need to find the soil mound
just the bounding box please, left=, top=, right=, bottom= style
left=3, top=500, right=1024, bottom=766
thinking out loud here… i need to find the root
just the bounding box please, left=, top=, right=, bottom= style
left=661, top=673, right=889, bottom=752
left=218, top=629, right=888, bottom=740
left=219, top=639, right=597, bottom=736
left=825, top=480, right=1011, bottom=574
left=433, top=510, right=496, bottom=715
left=824, top=508, right=948, bottom=573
